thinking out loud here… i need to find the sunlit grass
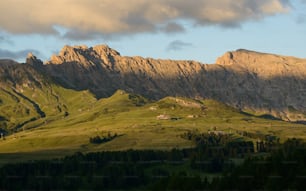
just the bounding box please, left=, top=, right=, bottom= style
left=0, top=87, right=305, bottom=164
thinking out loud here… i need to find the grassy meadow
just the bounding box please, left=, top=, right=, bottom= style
left=1, top=85, right=306, bottom=164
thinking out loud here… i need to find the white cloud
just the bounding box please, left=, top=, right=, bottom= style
left=0, top=0, right=290, bottom=39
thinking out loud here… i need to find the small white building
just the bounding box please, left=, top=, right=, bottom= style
left=156, top=114, right=171, bottom=120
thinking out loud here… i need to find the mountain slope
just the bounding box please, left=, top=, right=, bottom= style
left=27, top=45, right=306, bottom=122
left=0, top=90, right=304, bottom=156
left=0, top=59, right=96, bottom=134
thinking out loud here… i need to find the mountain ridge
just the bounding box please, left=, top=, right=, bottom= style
left=2, top=45, right=306, bottom=122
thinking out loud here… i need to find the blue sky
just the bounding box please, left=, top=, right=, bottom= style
left=0, top=0, right=305, bottom=64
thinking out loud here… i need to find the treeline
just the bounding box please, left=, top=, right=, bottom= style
left=210, top=138, right=306, bottom=190
left=181, top=131, right=254, bottom=158
left=236, top=130, right=280, bottom=152
left=0, top=149, right=188, bottom=190
left=180, top=131, right=254, bottom=173
left=89, top=132, right=118, bottom=144
left=0, top=139, right=305, bottom=190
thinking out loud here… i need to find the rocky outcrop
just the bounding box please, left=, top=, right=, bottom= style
left=25, top=45, right=306, bottom=122
left=26, top=53, right=43, bottom=68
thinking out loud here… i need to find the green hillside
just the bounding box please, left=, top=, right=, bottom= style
left=0, top=86, right=305, bottom=163
left=0, top=84, right=96, bottom=132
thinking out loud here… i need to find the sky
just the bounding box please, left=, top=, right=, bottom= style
left=0, top=0, right=305, bottom=64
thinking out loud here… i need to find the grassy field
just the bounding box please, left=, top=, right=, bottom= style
left=0, top=87, right=306, bottom=164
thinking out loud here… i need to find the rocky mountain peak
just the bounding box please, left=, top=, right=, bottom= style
left=27, top=52, right=35, bottom=59
left=215, top=49, right=265, bottom=66
left=216, top=51, right=235, bottom=65
left=216, top=49, right=306, bottom=69
left=45, top=45, right=92, bottom=68
left=92, top=44, right=120, bottom=65
left=93, top=45, right=120, bottom=57
left=26, top=52, right=43, bottom=67
left=58, top=45, right=89, bottom=57
left=45, top=44, right=120, bottom=67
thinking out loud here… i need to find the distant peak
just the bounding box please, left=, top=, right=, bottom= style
left=27, top=52, right=35, bottom=59
left=235, top=49, right=269, bottom=55
left=216, top=49, right=263, bottom=65
left=93, top=44, right=121, bottom=56
left=56, top=44, right=120, bottom=57
left=216, top=51, right=235, bottom=65
left=74, top=45, right=88, bottom=49
left=26, top=52, right=43, bottom=67
left=62, top=44, right=88, bottom=49
left=46, top=44, right=121, bottom=66
left=57, top=44, right=120, bottom=55
left=215, top=48, right=298, bottom=67
left=59, top=45, right=77, bottom=56
left=236, top=49, right=253, bottom=52
left=94, top=44, right=110, bottom=49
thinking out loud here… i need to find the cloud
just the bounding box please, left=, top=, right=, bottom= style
left=0, top=35, right=13, bottom=45
left=0, top=0, right=290, bottom=39
left=295, top=0, right=306, bottom=24
left=62, top=29, right=101, bottom=41
left=297, top=14, right=306, bottom=23
left=0, top=48, right=42, bottom=61
left=300, top=0, right=306, bottom=4
left=167, top=40, right=193, bottom=51
left=0, top=36, right=6, bottom=44
left=160, top=22, right=185, bottom=33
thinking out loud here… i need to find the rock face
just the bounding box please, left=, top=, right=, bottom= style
left=26, top=45, right=306, bottom=122
left=214, top=50, right=306, bottom=121
left=38, top=45, right=205, bottom=99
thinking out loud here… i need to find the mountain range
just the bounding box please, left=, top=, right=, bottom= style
left=25, top=45, right=306, bottom=121
left=1, top=45, right=306, bottom=132
left=1, top=44, right=306, bottom=155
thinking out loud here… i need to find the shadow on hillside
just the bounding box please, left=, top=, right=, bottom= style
left=40, top=62, right=306, bottom=121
